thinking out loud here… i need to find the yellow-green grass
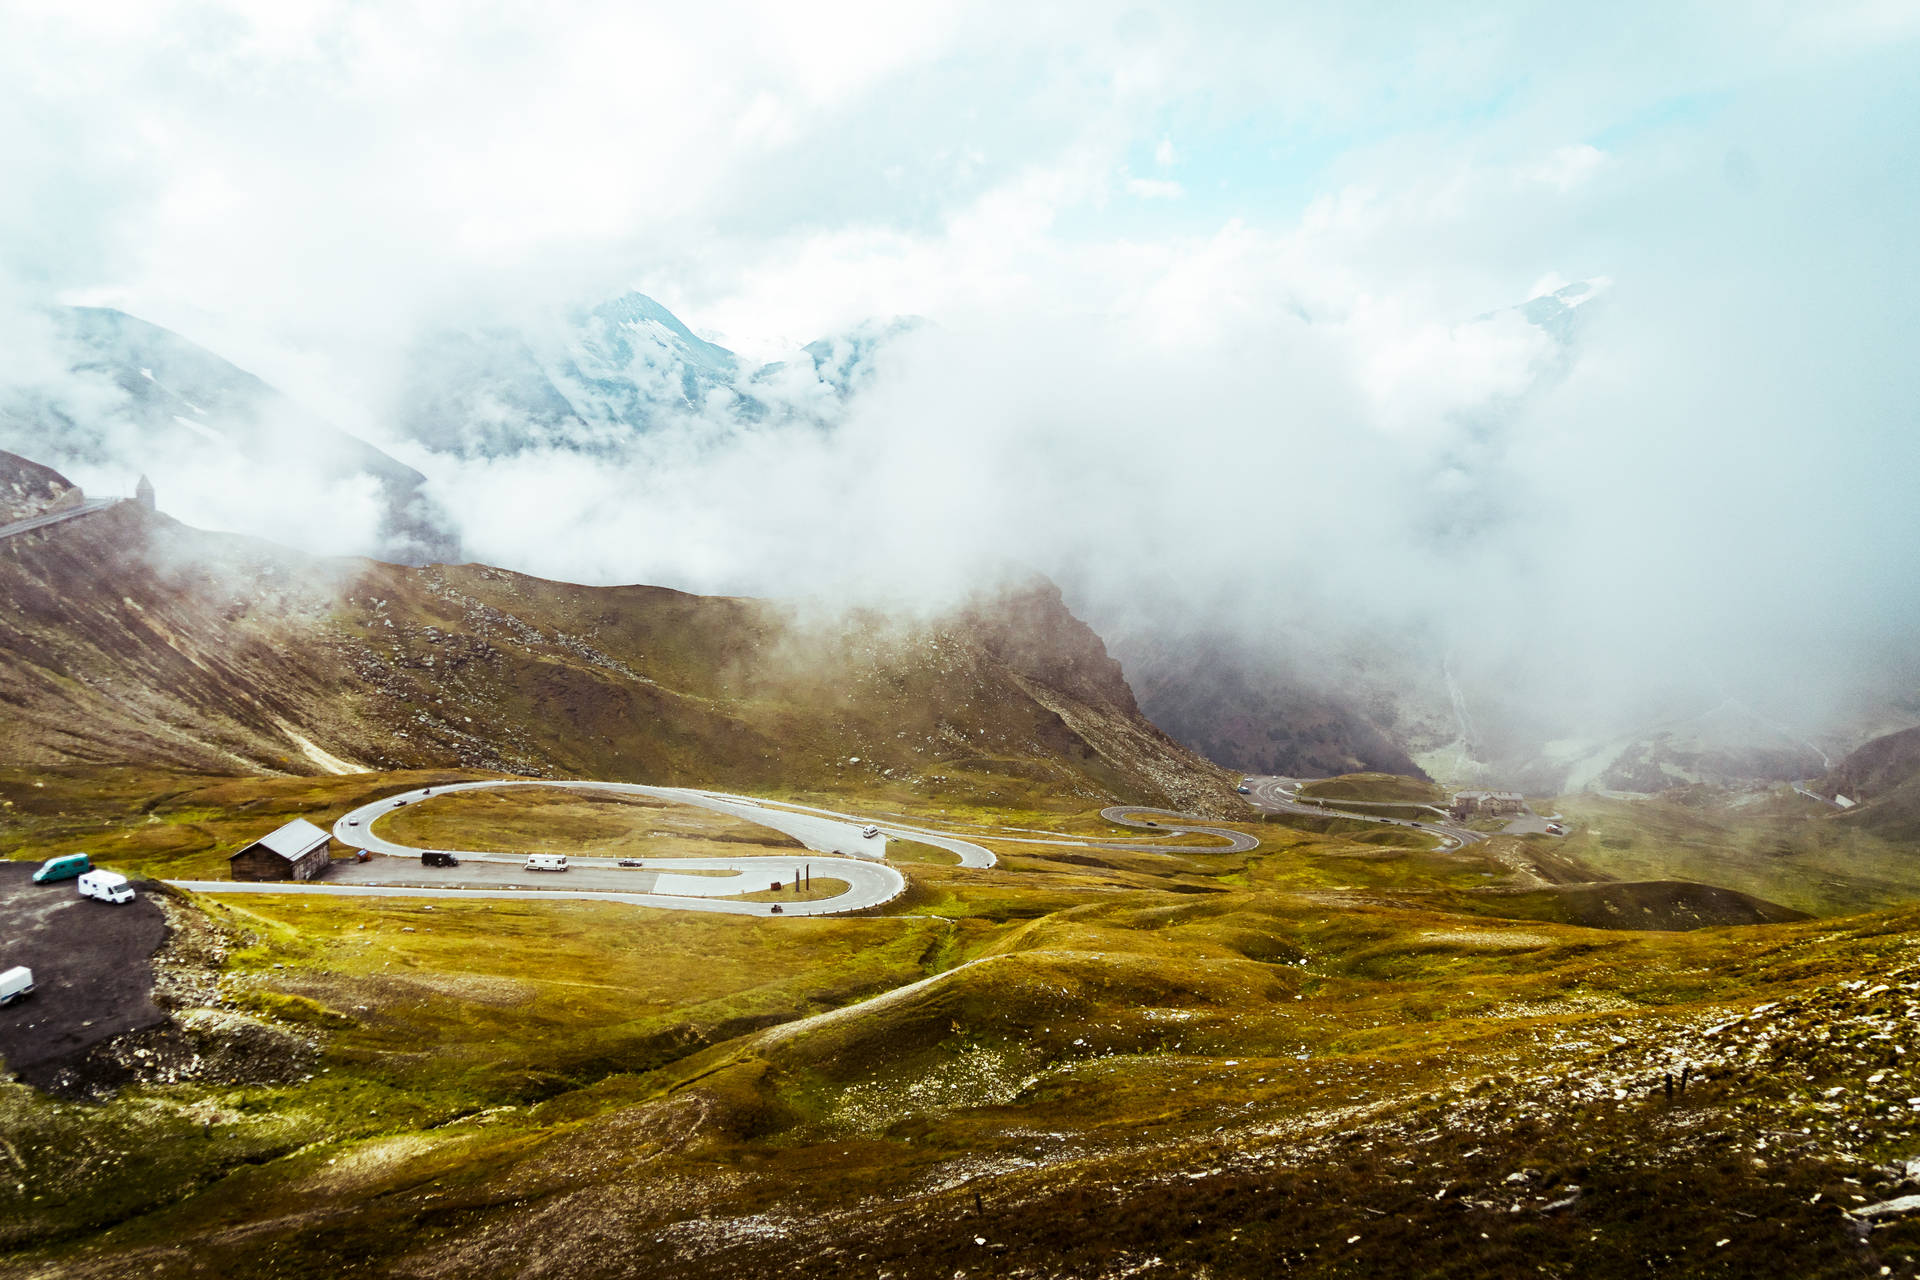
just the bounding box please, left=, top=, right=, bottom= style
left=1309, top=799, right=1439, bottom=822
left=372, top=786, right=806, bottom=859
left=0, top=885, right=975, bottom=1247
left=1296, top=772, right=1448, bottom=805
left=0, top=766, right=499, bottom=881
left=771, top=792, right=1248, bottom=838
left=1549, top=786, right=1920, bottom=915
left=882, top=837, right=962, bottom=865
left=42, top=881, right=1920, bottom=1278
left=9, top=768, right=1920, bottom=1277
left=731, top=877, right=853, bottom=903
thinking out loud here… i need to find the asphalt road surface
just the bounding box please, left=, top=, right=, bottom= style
left=175, top=780, right=910, bottom=918
left=167, top=779, right=1270, bottom=919
left=1097, top=807, right=1261, bottom=853
left=700, top=795, right=998, bottom=868
left=1239, top=776, right=1489, bottom=850
left=0, top=497, right=123, bottom=542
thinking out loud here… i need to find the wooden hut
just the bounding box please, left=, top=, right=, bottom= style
left=229, top=818, right=332, bottom=882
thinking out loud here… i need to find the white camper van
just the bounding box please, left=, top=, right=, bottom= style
left=524, top=854, right=568, bottom=872
left=0, top=966, right=33, bottom=1006
left=77, top=870, right=135, bottom=904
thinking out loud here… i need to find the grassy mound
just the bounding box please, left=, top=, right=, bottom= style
left=1445, top=879, right=1810, bottom=931
left=1297, top=772, right=1446, bottom=805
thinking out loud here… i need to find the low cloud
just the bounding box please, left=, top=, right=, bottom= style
left=1, top=1, right=1916, bottom=758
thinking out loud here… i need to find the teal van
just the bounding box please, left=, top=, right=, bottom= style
left=31, top=853, right=90, bottom=883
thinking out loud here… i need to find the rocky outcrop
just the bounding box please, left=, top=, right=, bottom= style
left=1821, top=725, right=1920, bottom=804
left=1818, top=725, right=1920, bottom=842
left=1108, top=627, right=1428, bottom=779
left=0, top=449, right=80, bottom=524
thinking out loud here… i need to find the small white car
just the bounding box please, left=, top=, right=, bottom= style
left=860, top=825, right=880, bottom=839
left=77, top=870, right=135, bottom=905
left=0, top=966, right=33, bottom=1006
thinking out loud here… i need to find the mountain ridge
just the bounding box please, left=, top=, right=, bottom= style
left=0, top=306, right=461, bottom=564
left=0, top=451, right=1234, bottom=814
left=395, top=291, right=917, bottom=458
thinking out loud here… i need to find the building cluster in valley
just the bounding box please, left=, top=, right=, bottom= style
left=1449, top=789, right=1525, bottom=821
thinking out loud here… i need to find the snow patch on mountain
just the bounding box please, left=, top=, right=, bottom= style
left=394, top=292, right=920, bottom=459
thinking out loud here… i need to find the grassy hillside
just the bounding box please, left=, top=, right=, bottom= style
left=1821, top=725, right=1920, bottom=843
left=7, top=772, right=1915, bottom=1279
left=374, top=786, right=810, bottom=859
left=8, top=458, right=1920, bottom=1277
left=1296, top=772, right=1447, bottom=805
left=0, top=498, right=1231, bottom=813
left=1551, top=785, right=1920, bottom=916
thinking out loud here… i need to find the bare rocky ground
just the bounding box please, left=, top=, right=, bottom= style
left=0, top=869, right=309, bottom=1100
left=0, top=864, right=168, bottom=1095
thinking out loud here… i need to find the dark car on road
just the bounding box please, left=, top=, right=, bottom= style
left=421, top=851, right=459, bottom=868
left=617, top=858, right=643, bottom=868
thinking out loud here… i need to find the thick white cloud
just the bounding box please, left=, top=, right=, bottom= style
left=3, top=0, right=1918, bottom=743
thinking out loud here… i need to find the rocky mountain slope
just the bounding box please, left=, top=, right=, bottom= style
left=1819, top=725, right=1920, bottom=842
left=1116, top=623, right=1894, bottom=795
left=0, top=309, right=459, bottom=563
left=1107, top=627, right=1431, bottom=780
left=0, top=455, right=1230, bottom=812
left=0, top=452, right=79, bottom=524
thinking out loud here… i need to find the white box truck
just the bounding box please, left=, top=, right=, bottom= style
left=524, top=854, right=568, bottom=872
left=77, top=870, right=135, bottom=904
left=0, top=966, right=32, bottom=1005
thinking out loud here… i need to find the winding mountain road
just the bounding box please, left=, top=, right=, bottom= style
left=1097, top=806, right=1261, bottom=853
left=167, top=778, right=1277, bottom=918
left=0, top=498, right=123, bottom=542
left=175, top=780, right=911, bottom=917
left=1239, top=775, right=1487, bottom=851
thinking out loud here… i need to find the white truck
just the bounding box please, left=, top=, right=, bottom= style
left=0, top=966, right=33, bottom=1005
left=524, top=854, right=568, bottom=872
left=77, top=869, right=135, bottom=904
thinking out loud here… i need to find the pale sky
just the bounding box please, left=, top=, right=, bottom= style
left=4, top=0, right=1919, bottom=735
left=5, top=1, right=1914, bottom=359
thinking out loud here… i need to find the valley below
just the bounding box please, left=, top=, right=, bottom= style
left=4, top=453, right=1920, bottom=1279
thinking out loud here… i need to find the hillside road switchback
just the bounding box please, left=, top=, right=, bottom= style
left=164, top=779, right=1283, bottom=918
left=1240, top=775, right=1491, bottom=850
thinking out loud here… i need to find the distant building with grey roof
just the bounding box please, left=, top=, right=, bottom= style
left=228, top=818, right=332, bottom=882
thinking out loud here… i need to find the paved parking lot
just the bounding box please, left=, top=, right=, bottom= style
left=0, top=862, right=168, bottom=1091
left=323, top=852, right=823, bottom=896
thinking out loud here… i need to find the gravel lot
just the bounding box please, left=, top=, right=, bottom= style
left=0, top=861, right=168, bottom=1090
